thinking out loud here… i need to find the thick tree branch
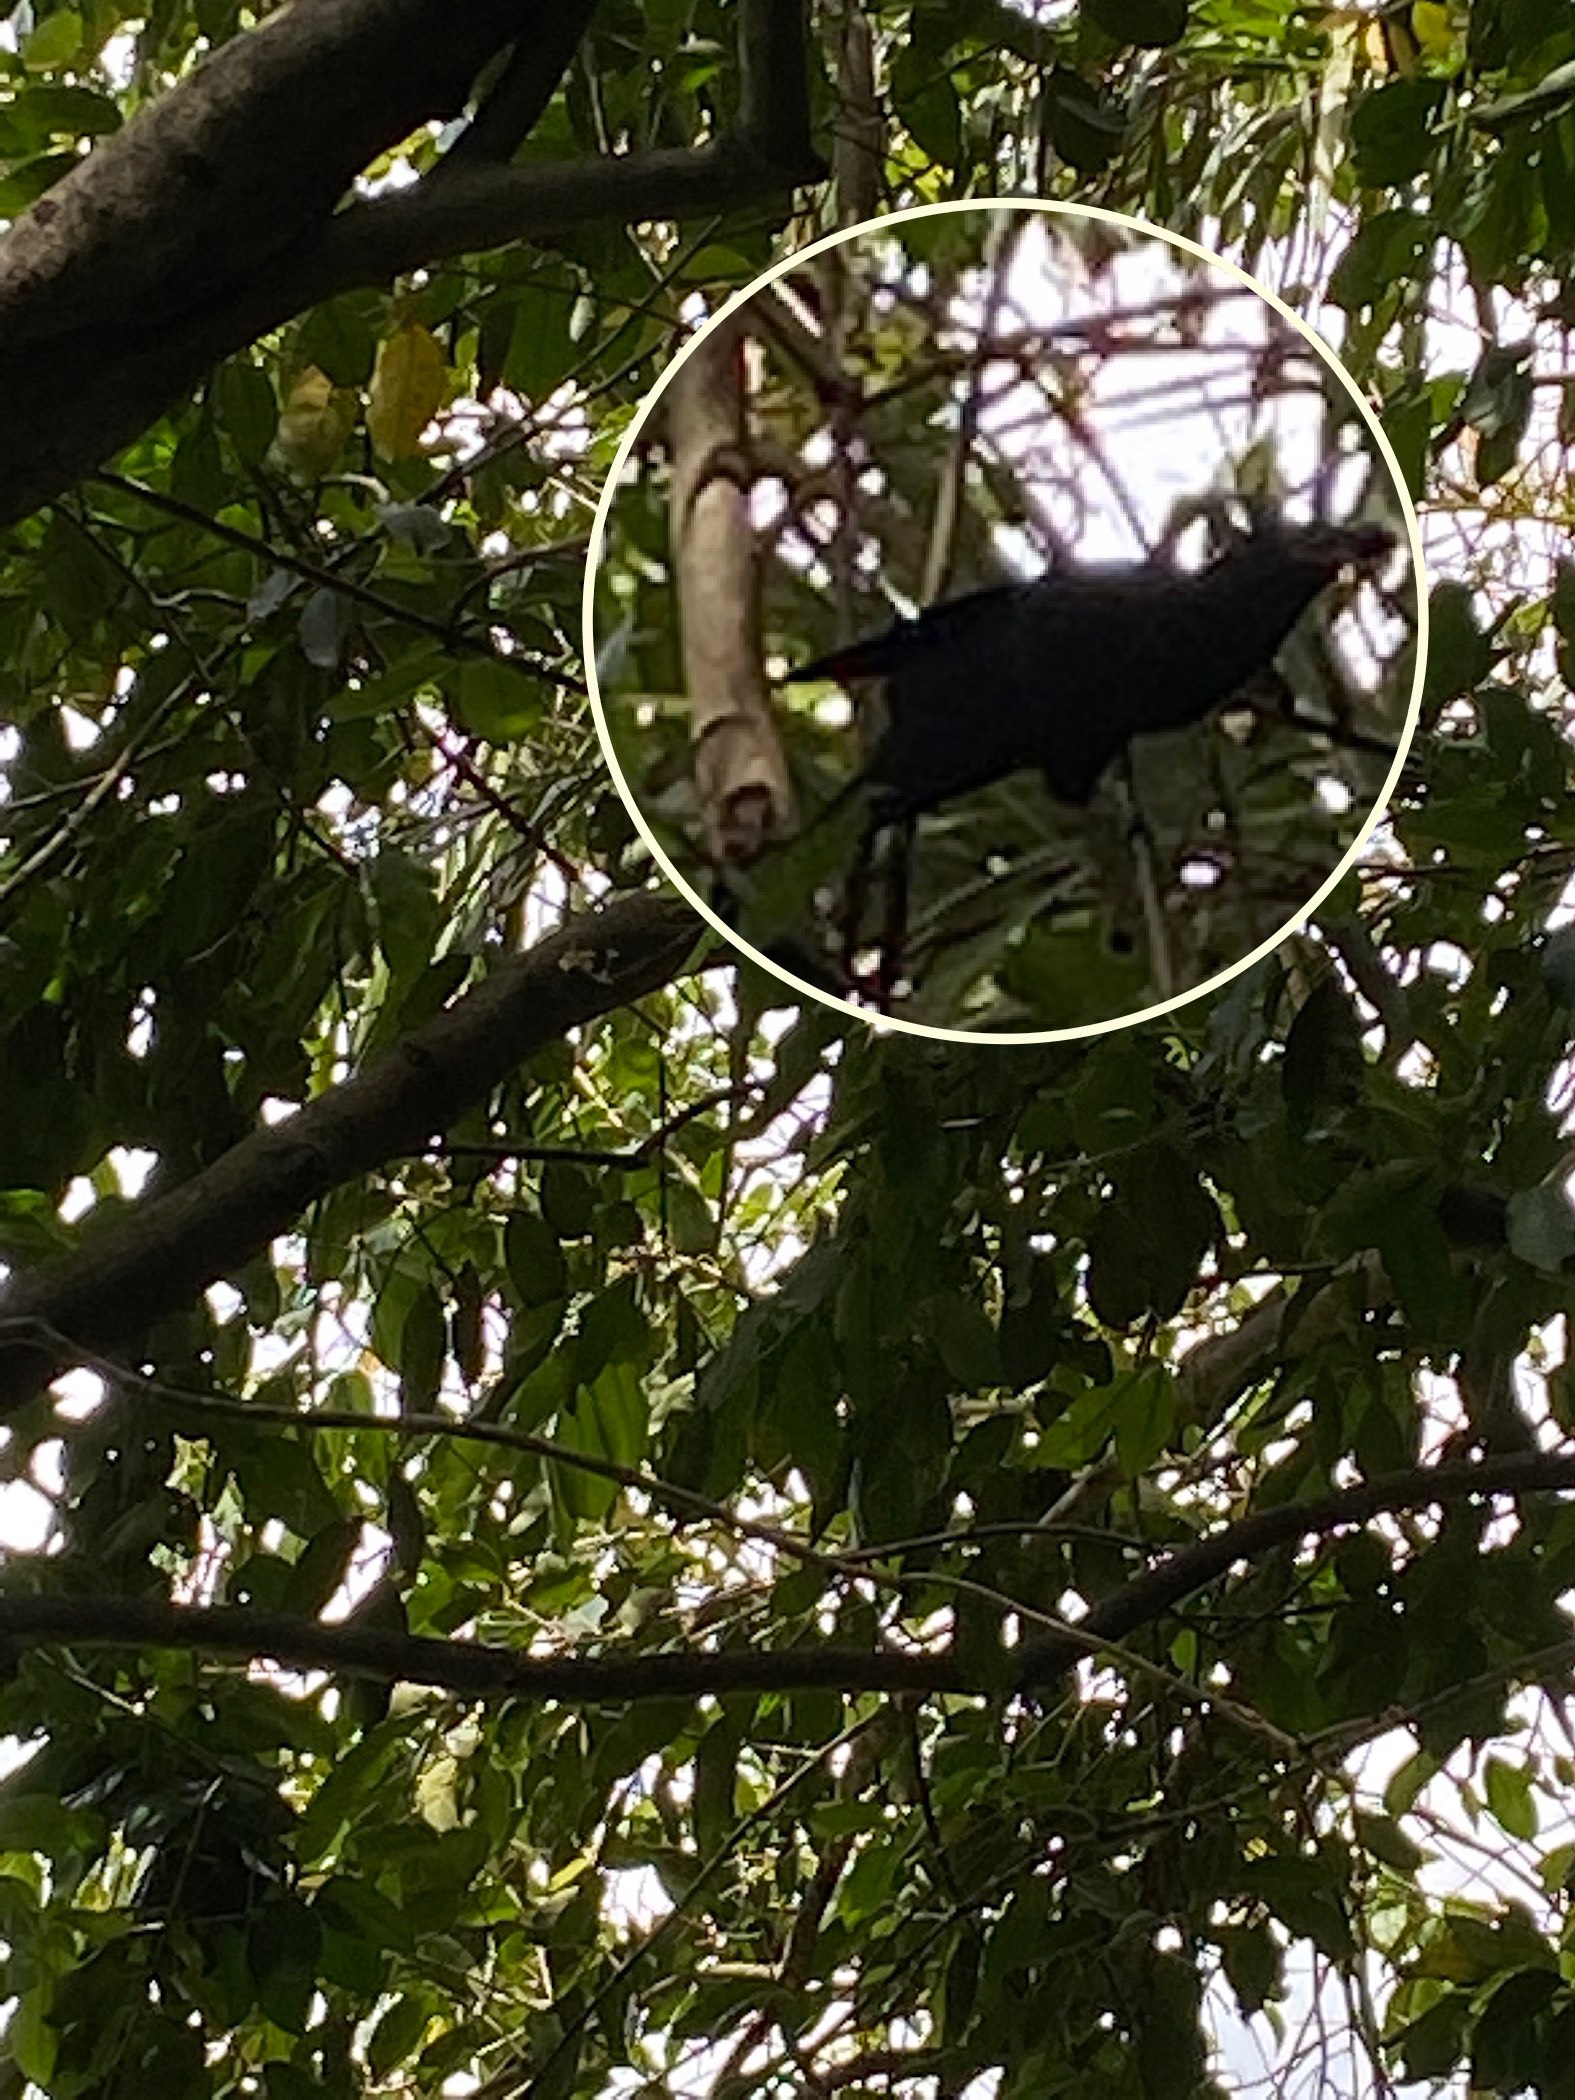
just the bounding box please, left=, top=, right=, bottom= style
left=0, top=0, right=528, bottom=350
left=0, top=0, right=825, bottom=528
left=0, top=889, right=706, bottom=1412
left=826, top=0, right=883, bottom=226
left=0, top=1595, right=965, bottom=1702
left=298, top=137, right=816, bottom=299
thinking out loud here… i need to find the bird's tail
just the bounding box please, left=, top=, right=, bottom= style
left=781, top=627, right=905, bottom=686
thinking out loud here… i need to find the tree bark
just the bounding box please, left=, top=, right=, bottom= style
left=670, top=315, right=796, bottom=862
left=0, top=0, right=824, bottom=527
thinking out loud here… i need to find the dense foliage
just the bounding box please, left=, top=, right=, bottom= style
left=0, top=2, right=1574, bottom=2097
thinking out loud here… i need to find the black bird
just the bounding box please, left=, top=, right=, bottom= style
left=784, top=515, right=1397, bottom=820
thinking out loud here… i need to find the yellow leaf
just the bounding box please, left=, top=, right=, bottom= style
left=273, top=365, right=358, bottom=481
left=367, top=323, right=447, bottom=461
left=1410, top=2, right=1458, bottom=64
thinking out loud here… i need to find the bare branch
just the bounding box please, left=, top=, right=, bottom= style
left=0, top=0, right=528, bottom=350
left=670, top=314, right=797, bottom=861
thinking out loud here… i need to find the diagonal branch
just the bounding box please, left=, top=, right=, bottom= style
left=0, top=0, right=530, bottom=351
left=0, top=889, right=708, bottom=1413
left=1017, top=1447, right=1575, bottom=1686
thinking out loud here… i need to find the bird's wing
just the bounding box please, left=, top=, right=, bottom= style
left=781, top=584, right=1031, bottom=688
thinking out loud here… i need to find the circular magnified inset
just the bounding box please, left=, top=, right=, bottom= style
left=584, top=201, right=1424, bottom=1041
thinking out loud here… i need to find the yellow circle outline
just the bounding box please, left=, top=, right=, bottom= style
left=580, top=197, right=1428, bottom=1045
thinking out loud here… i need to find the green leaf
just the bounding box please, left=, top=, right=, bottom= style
left=693, top=1714, right=740, bottom=1858
left=399, top=1284, right=447, bottom=1410
left=0, top=149, right=77, bottom=212
left=1045, top=66, right=1127, bottom=174
left=298, top=294, right=380, bottom=388
left=367, top=846, right=438, bottom=982
left=504, top=1210, right=568, bottom=1307
left=835, top=1839, right=901, bottom=1924
left=171, top=415, right=227, bottom=511
left=1469, top=55, right=1575, bottom=127
left=0, top=83, right=118, bottom=149
left=367, top=323, right=447, bottom=460
left=328, top=645, right=447, bottom=719
left=1394, top=1994, right=1471, bottom=2082
left=1383, top=1746, right=1440, bottom=1818
left=1239, top=1854, right=1355, bottom=1961
left=892, top=42, right=963, bottom=165
left=577, top=1277, right=649, bottom=1385
left=366, top=1994, right=429, bottom=2080
left=1068, top=1039, right=1155, bottom=1154
left=282, top=1516, right=361, bottom=1617
left=924, top=1291, right=1001, bottom=1389
left=1352, top=1809, right=1427, bottom=1872
left=1280, top=978, right=1364, bottom=1134
left=1134, top=1949, right=1206, bottom=2100
left=451, top=657, right=544, bottom=742
left=1419, top=579, right=1496, bottom=718
left=1472, top=1967, right=1560, bottom=2090
left=273, top=365, right=358, bottom=479
left=298, top=586, right=353, bottom=671
left=1380, top=386, right=1434, bottom=501
left=502, top=284, right=580, bottom=402
left=552, top=1358, right=649, bottom=1521
left=1086, top=1144, right=1217, bottom=1326
left=1483, top=1755, right=1539, bottom=1840
left=215, top=359, right=278, bottom=467
left=1329, top=209, right=1434, bottom=310
left=378, top=502, right=450, bottom=557
left=666, top=1178, right=714, bottom=1256
left=1113, top=1362, right=1176, bottom=1476
left=1507, top=1184, right=1575, bottom=1273
left=22, top=8, right=83, bottom=68
left=540, top=1160, right=597, bottom=1239
left=1460, top=342, right=1533, bottom=485
left=1350, top=77, right=1446, bottom=186
left=1216, top=1921, right=1280, bottom=2016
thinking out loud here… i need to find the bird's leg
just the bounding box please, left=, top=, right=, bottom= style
left=839, top=816, right=880, bottom=992
left=875, top=814, right=916, bottom=1009
left=1110, top=761, right=1172, bottom=997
